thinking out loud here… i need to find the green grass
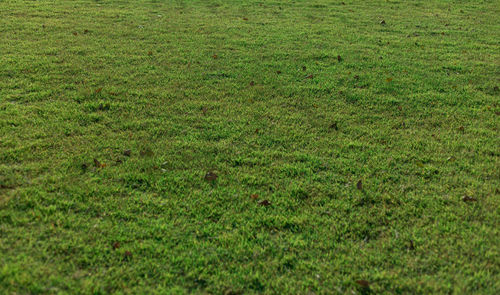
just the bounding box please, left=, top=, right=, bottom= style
left=1, top=0, right=499, bottom=294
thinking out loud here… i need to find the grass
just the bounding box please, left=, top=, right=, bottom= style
left=0, top=0, right=499, bottom=294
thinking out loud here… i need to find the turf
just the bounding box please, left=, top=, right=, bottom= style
left=1, top=0, right=499, bottom=294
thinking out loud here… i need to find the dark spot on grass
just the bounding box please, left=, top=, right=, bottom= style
left=462, top=196, right=477, bottom=202
left=258, top=200, right=271, bottom=206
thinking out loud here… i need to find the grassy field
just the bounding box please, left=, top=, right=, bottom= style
left=1, top=0, right=499, bottom=294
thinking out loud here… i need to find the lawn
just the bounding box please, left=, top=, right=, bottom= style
left=0, top=0, right=499, bottom=294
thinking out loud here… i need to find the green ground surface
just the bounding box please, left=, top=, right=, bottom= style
left=1, top=0, right=499, bottom=294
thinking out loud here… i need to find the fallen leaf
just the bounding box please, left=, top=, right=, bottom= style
left=204, top=171, right=218, bottom=181
left=458, top=126, right=465, bottom=133
left=112, top=242, right=121, bottom=250
left=276, top=70, right=282, bottom=74
left=258, top=200, right=271, bottom=206
left=251, top=194, right=259, bottom=200
left=355, top=280, right=370, bottom=288
left=255, top=128, right=260, bottom=134
left=305, top=74, right=314, bottom=79
left=93, top=158, right=106, bottom=168
left=83, top=29, right=89, bottom=34
left=462, top=196, right=477, bottom=202
left=386, top=77, right=393, bottom=82
left=337, top=55, right=342, bottom=62
left=242, top=17, right=248, bottom=21
left=356, top=180, right=363, bottom=190
left=123, top=150, right=132, bottom=157
left=212, top=54, right=218, bottom=59
left=73, top=32, right=78, bottom=36
left=95, top=87, right=103, bottom=94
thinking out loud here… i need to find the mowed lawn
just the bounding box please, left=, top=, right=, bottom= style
left=1, top=0, right=499, bottom=294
